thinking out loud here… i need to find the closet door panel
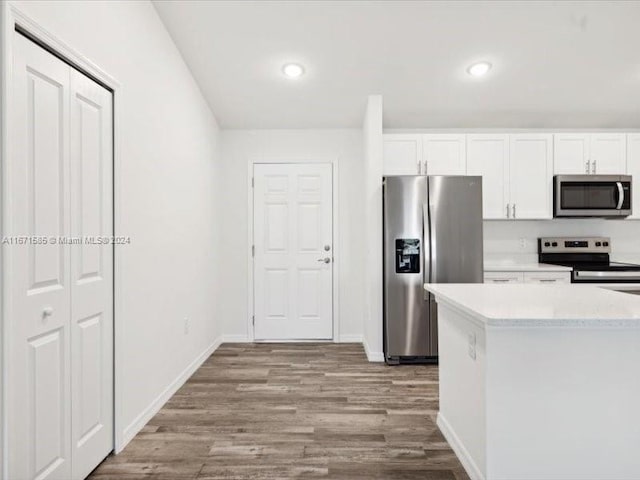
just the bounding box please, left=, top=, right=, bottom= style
left=9, top=32, right=72, bottom=480
left=69, top=69, right=114, bottom=480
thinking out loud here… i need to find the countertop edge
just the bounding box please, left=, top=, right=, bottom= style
left=425, top=284, right=640, bottom=328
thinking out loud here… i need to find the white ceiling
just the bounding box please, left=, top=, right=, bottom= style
left=153, top=1, right=640, bottom=129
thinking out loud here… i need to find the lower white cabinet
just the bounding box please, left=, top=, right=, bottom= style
left=485, top=271, right=571, bottom=284
left=484, top=272, right=524, bottom=284
left=523, top=271, right=571, bottom=284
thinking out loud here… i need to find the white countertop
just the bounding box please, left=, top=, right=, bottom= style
left=484, top=262, right=572, bottom=272
left=425, top=283, right=640, bottom=327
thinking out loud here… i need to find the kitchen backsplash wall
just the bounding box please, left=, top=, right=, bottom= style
left=484, top=220, right=640, bottom=264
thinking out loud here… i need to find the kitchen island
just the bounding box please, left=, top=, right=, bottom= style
left=425, top=284, right=640, bottom=480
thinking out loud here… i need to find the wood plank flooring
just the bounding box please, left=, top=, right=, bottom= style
left=89, top=343, right=469, bottom=480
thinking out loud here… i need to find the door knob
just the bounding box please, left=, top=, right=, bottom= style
left=317, top=257, right=331, bottom=264
left=42, top=306, right=54, bottom=319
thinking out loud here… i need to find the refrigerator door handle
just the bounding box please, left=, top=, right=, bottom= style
left=422, top=203, right=431, bottom=300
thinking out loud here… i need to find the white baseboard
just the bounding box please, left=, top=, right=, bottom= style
left=337, top=334, right=363, bottom=343
left=437, top=412, right=485, bottom=480
left=117, top=335, right=223, bottom=452
left=362, top=337, right=384, bottom=362
left=221, top=334, right=249, bottom=343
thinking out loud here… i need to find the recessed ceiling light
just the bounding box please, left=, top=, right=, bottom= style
left=467, top=62, right=492, bottom=77
left=282, top=63, right=305, bottom=78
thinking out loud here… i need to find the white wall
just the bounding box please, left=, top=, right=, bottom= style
left=219, top=129, right=365, bottom=342
left=5, top=0, right=223, bottom=449
left=362, top=95, right=384, bottom=361
left=485, top=219, right=640, bottom=264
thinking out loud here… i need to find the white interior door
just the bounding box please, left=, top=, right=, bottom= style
left=253, top=163, right=333, bottom=340
left=8, top=32, right=114, bottom=480
left=69, top=69, right=114, bottom=480
left=8, top=32, right=73, bottom=480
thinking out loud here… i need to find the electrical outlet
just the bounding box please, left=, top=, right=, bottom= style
left=519, top=238, right=527, bottom=250
left=184, top=317, right=189, bottom=335
left=468, top=332, right=476, bottom=360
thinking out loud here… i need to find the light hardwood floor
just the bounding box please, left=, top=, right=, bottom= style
left=89, top=343, right=469, bottom=480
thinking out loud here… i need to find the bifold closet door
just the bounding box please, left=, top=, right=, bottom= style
left=8, top=32, right=113, bottom=480
left=9, top=32, right=73, bottom=480
left=69, top=68, right=114, bottom=480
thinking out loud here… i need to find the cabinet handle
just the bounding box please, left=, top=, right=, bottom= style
left=492, top=279, right=511, bottom=283
left=539, top=279, right=557, bottom=283
left=585, top=160, right=590, bottom=174
left=512, top=204, right=516, bottom=219
left=591, top=160, right=596, bottom=174
left=506, top=203, right=510, bottom=219
left=423, top=160, right=427, bottom=175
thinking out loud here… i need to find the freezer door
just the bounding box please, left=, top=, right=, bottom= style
left=427, top=176, right=484, bottom=284
left=383, top=176, right=431, bottom=358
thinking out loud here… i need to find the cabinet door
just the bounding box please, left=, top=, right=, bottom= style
left=554, top=134, right=590, bottom=174
left=523, top=272, right=571, bottom=284
left=590, top=133, right=626, bottom=174
left=509, top=134, right=553, bottom=219
left=627, top=134, right=640, bottom=220
left=484, top=272, right=524, bottom=283
left=423, top=134, right=466, bottom=175
left=466, top=134, right=509, bottom=219
left=383, top=134, right=422, bottom=175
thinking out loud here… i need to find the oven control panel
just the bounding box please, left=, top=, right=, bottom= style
left=538, top=237, right=611, bottom=254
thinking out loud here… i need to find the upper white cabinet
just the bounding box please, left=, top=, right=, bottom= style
left=627, top=134, right=640, bottom=220
left=590, top=133, right=626, bottom=174
left=466, top=134, right=510, bottom=219
left=554, top=133, right=626, bottom=175
left=383, top=134, right=422, bottom=175
left=553, top=134, right=589, bottom=174
left=383, top=134, right=466, bottom=176
left=467, top=134, right=553, bottom=220
left=422, top=134, right=466, bottom=175
left=509, top=134, right=553, bottom=219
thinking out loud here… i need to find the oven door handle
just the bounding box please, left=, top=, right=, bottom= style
left=575, top=270, right=640, bottom=280
left=616, top=181, right=624, bottom=210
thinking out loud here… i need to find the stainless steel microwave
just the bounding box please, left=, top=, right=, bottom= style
left=554, top=175, right=632, bottom=218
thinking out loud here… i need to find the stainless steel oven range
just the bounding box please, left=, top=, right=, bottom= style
left=538, top=237, right=640, bottom=287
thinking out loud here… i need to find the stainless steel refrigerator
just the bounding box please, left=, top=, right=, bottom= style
left=383, top=176, right=484, bottom=364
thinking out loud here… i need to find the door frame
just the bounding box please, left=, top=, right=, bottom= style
left=247, top=158, right=340, bottom=342
left=0, top=5, right=125, bottom=476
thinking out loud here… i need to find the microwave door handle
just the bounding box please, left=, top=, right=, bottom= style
left=616, top=182, right=624, bottom=210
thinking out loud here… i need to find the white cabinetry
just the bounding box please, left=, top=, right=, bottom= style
left=484, top=272, right=524, bottom=284
left=383, top=134, right=467, bottom=176
left=591, top=133, right=627, bottom=174
left=553, top=134, right=590, bottom=174
left=523, top=271, right=571, bottom=284
left=554, top=133, right=626, bottom=175
left=467, top=134, right=552, bottom=219
left=627, top=134, right=640, bottom=220
left=422, top=134, right=466, bottom=175
left=509, top=134, right=553, bottom=219
left=466, top=134, right=510, bottom=219
left=383, top=134, right=422, bottom=175
left=484, top=271, right=570, bottom=284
